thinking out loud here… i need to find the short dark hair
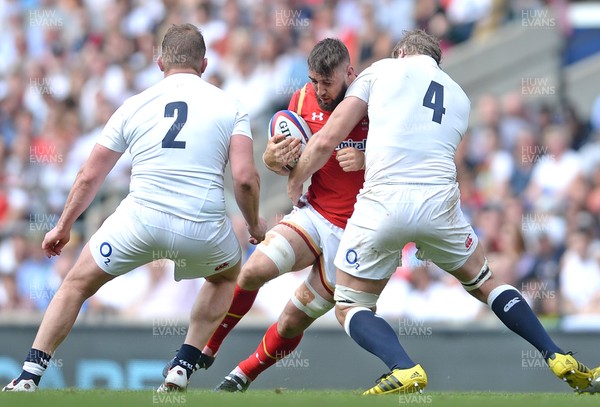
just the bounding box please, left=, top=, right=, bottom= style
left=307, top=38, right=350, bottom=77
left=391, top=29, right=442, bottom=65
left=160, top=23, right=206, bottom=73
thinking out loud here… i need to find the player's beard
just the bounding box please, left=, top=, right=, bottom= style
left=317, top=83, right=348, bottom=112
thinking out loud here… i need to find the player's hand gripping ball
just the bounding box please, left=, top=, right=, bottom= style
left=268, top=110, right=312, bottom=170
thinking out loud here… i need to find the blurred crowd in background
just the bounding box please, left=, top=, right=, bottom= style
left=1, top=0, right=600, bottom=329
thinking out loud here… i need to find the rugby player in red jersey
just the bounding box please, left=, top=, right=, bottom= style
left=196, top=38, right=369, bottom=392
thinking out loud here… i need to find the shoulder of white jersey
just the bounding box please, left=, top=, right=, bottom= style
left=439, top=69, right=471, bottom=109
left=370, top=58, right=396, bottom=69
left=117, top=77, right=169, bottom=111
left=354, top=60, right=387, bottom=82
left=120, top=88, right=148, bottom=108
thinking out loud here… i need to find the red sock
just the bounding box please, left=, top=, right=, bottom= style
left=205, top=285, right=258, bottom=354
left=238, top=322, right=303, bottom=381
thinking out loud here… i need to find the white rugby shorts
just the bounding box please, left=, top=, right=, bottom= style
left=89, top=197, right=241, bottom=281
left=279, top=202, right=344, bottom=293
left=335, top=183, right=478, bottom=280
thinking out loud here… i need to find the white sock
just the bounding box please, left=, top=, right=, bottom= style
left=232, top=366, right=250, bottom=383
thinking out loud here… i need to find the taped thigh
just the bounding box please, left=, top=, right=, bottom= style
left=334, top=285, right=379, bottom=309
left=290, top=279, right=334, bottom=319
left=255, top=231, right=296, bottom=275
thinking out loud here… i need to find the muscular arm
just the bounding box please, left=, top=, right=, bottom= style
left=229, top=135, right=265, bottom=244
left=288, top=96, right=368, bottom=203
left=43, top=144, right=123, bottom=256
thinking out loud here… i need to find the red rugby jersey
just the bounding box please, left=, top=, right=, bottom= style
left=288, top=83, right=369, bottom=228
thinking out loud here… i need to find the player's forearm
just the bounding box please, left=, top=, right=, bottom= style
left=291, top=97, right=366, bottom=185
left=56, top=170, right=104, bottom=232
left=233, top=172, right=261, bottom=229
left=290, top=134, right=331, bottom=186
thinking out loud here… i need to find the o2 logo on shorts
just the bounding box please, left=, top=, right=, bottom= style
left=99, top=242, right=113, bottom=266
left=345, top=249, right=360, bottom=270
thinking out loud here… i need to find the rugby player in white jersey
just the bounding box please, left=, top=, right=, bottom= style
left=289, top=29, right=599, bottom=395
left=3, top=23, right=266, bottom=392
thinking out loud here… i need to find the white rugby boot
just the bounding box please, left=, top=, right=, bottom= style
left=2, top=378, right=38, bottom=392
left=157, top=366, right=188, bottom=392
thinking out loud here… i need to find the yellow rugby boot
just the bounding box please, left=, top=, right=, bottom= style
left=547, top=352, right=593, bottom=391
left=363, top=364, right=427, bottom=395
left=578, top=366, right=600, bottom=394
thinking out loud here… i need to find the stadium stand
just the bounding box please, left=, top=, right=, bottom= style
left=0, top=0, right=599, bottom=331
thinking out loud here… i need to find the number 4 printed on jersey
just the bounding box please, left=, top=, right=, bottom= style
left=422, top=81, right=445, bottom=124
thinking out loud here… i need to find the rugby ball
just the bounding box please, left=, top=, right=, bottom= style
left=267, top=110, right=312, bottom=170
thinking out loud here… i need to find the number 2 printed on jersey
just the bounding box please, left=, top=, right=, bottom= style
left=162, top=101, right=188, bottom=148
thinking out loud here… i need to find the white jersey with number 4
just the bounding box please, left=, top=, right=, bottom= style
left=97, top=73, right=252, bottom=222
left=345, top=55, right=470, bottom=186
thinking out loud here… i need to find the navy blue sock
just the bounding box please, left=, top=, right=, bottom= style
left=18, top=348, right=52, bottom=385
left=172, top=344, right=203, bottom=378
left=347, top=309, right=416, bottom=371
left=490, top=286, right=562, bottom=359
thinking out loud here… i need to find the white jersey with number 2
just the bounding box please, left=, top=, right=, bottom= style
left=97, top=73, right=252, bottom=222
left=345, top=55, right=470, bottom=186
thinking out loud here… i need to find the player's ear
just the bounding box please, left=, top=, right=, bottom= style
left=157, top=55, right=165, bottom=72
left=346, top=64, right=355, bottom=78
left=200, top=58, right=208, bottom=74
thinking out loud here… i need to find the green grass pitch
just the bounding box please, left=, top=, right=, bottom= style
left=1, top=390, right=598, bottom=407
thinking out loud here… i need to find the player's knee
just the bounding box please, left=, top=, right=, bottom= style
left=334, top=304, right=349, bottom=326
left=236, top=255, right=279, bottom=290
left=277, top=311, right=309, bottom=338
left=290, top=282, right=334, bottom=320
left=255, top=231, right=296, bottom=275
left=468, top=273, right=504, bottom=303
left=237, top=267, right=267, bottom=291
left=62, top=267, right=112, bottom=300
left=58, top=279, right=94, bottom=301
